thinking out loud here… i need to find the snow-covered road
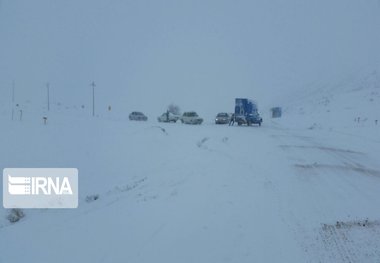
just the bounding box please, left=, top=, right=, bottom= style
left=0, top=118, right=379, bottom=262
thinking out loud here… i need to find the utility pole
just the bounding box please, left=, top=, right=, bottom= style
left=12, top=80, right=15, bottom=103
left=46, top=82, right=50, bottom=111
left=91, top=81, right=96, bottom=117
left=11, top=80, right=15, bottom=120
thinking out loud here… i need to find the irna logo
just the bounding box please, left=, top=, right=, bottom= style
left=8, top=175, right=73, bottom=195
left=3, top=168, right=78, bottom=209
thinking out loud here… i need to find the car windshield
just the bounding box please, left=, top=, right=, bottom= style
left=217, top=113, right=228, bottom=117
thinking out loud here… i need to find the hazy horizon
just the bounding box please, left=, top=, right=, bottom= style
left=1, top=0, right=379, bottom=118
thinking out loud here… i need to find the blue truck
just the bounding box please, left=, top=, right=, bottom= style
left=234, top=98, right=263, bottom=126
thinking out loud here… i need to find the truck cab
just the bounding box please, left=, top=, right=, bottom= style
left=234, top=98, right=263, bottom=126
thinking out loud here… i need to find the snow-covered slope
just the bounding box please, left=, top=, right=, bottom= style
left=278, top=65, right=380, bottom=139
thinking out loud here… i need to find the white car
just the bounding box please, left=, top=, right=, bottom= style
left=181, top=112, right=203, bottom=125
left=157, top=112, right=181, bottom=123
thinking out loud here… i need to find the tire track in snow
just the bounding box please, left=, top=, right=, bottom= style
left=273, top=127, right=380, bottom=262
left=320, top=220, right=380, bottom=262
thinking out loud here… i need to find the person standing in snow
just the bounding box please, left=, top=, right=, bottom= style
left=229, top=113, right=235, bottom=126
left=166, top=110, right=169, bottom=122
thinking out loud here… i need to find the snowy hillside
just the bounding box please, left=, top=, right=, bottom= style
left=279, top=66, right=380, bottom=135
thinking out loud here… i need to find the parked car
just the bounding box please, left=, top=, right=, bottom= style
left=157, top=112, right=181, bottom=123
left=129, top=111, right=148, bottom=121
left=236, top=112, right=263, bottom=126
left=215, top=112, right=230, bottom=124
left=181, top=111, right=203, bottom=125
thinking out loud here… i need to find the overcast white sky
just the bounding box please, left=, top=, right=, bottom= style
left=0, top=0, right=379, bottom=117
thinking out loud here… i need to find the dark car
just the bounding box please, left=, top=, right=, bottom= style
left=129, top=111, right=148, bottom=121
left=215, top=113, right=230, bottom=124
left=236, top=112, right=262, bottom=126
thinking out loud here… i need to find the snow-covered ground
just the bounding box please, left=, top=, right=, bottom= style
left=0, top=82, right=379, bottom=262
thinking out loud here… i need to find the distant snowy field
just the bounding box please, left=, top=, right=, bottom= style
left=1, top=70, right=380, bottom=262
